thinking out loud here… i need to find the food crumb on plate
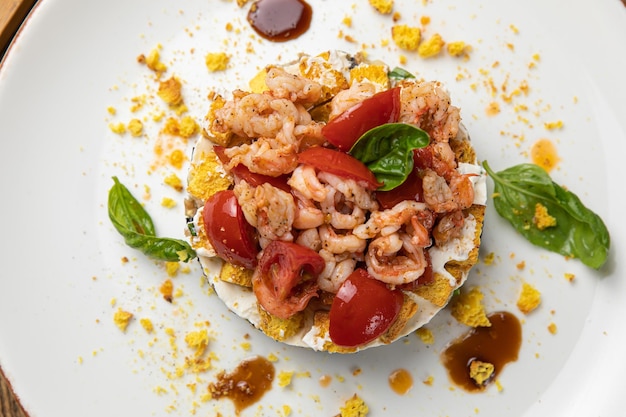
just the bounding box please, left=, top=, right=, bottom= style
left=418, top=33, right=445, bottom=58
left=205, top=52, right=230, bottom=72
left=391, top=24, right=421, bottom=51
left=415, top=327, right=434, bottom=344
left=533, top=202, right=557, bottom=230
left=369, top=0, right=394, bottom=14
left=469, top=360, right=494, bottom=386
left=547, top=322, right=558, bottom=334
left=517, top=282, right=541, bottom=314
left=337, top=394, right=369, bottom=417
left=113, top=308, right=133, bottom=332
left=450, top=287, right=491, bottom=327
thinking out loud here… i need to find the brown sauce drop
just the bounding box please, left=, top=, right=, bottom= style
left=208, top=355, right=275, bottom=415
left=441, top=311, right=522, bottom=392
left=388, top=368, right=413, bottom=395
left=247, top=0, right=312, bottom=42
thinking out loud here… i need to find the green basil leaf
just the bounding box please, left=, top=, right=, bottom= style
left=350, top=123, right=430, bottom=191
left=388, top=67, right=416, bottom=80
left=483, top=162, right=610, bottom=269
left=108, top=177, right=196, bottom=262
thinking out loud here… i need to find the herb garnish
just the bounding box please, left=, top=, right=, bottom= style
left=108, top=177, right=197, bottom=262
left=483, top=162, right=610, bottom=269
left=350, top=123, right=430, bottom=191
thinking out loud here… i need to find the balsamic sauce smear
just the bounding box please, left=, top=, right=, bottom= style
left=247, top=0, right=312, bottom=42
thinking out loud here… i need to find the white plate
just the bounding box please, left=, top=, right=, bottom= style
left=1, top=0, right=625, bottom=416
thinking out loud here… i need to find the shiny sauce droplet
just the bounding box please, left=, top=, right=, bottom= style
left=247, top=0, right=312, bottom=42
left=441, top=311, right=522, bottom=392
left=319, top=374, right=332, bottom=387
left=388, top=368, right=413, bottom=395
left=208, top=356, right=275, bottom=414
left=531, top=138, right=560, bottom=172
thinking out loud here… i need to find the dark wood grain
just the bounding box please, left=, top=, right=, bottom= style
left=1, top=1, right=38, bottom=414
left=0, top=371, right=27, bottom=417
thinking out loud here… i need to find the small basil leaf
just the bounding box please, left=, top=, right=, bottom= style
left=350, top=123, right=430, bottom=191
left=483, top=161, right=610, bottom=269
left=388, top=67, right=416, bottom=80
left=108, top=177, right=197, bottom=262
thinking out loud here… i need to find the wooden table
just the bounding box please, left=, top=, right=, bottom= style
left=1, top=0, right=38, bottom=413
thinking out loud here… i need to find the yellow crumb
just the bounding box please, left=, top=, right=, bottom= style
left=108, top=122, right=126, bottom=135
left=420, top=15, right=430, bottom=25
left=342, top=16, right=352, bottom=27
left=281, top=404, right=292, bottom=416
left=516, top=260, right=526, bottom=270
left=168, top=149, right=186, bottom=169
left=517, top=282, right=541, bottom=314
left=267, top=353, right=279, bottom=362
left=547, top=322, right=557, bottom=334
left=450, top=287, right=491, bottom=327
left=158, top=76, right=184, bottom=107
left=338, top=394, right=369, bottom=417
left=165, top=261, right=180, bottom=277
left=564, top=273, right=575, bottom=282
left=369, top=0, right=393, bottom=14
left=140, top=318, right=154, bottom=333
left=139, top=46, right=167, bottom=73
left=185, top=329, right=209, bottom=357
left=160, top=279, right=174, bottom=302
left=533, top=203, right=557, bottom=230
left=113, top=308, right=133, bottom=332
left=486, top=101, right=500, bottom=116
left=418, top=33, right=445, bottom=58
left=205, top=52, right=229, bottom=72
left=483, top=252, right=495, bottom=265
left=127, top=118, right=143, bottom=137
left=161, top=197, right=177, bottom=208
left=423, top=375, right=434, bottom=386
left=391, top=24, right=421, bottom=51
left=278, top=371, right=294, bottom=388
left=469, top=360, right=494, bottom=386
left=447, top=41, right=470, bottom=57
left=107, top=106, right=116, bottom=115
left=544, top=120, right=563, bottom=130
left=164, top=173, right=184, bottom=192
left=415, top=327, right=434, bottom=344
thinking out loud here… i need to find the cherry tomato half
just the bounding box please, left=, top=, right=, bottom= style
left=252, top=241, right=325, bottom=319
left=376, top=167, right=424, bottom=209
left=202, top=190, right=259, bottom=269
left=321, top=87, right=401, bottom=151
left=329, top=269, right=404, bottom=347
left=297, top=147, right=382, bottom=190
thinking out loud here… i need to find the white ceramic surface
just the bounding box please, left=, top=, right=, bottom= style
left=0, top=0, right=625, bottom=416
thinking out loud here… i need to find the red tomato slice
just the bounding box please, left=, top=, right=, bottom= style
left=329, top=269, right=404, bottom=347
left=214, top=145, right=291, bottom=192
left=321, top=87, right=401, bottom=151
left=376, top=168, right=424, bottom=209
left=202, top=190, right=259, bottom=269
left=252, top=241, right=325, bottom=319
left=297, top=147, right=382, bottom=190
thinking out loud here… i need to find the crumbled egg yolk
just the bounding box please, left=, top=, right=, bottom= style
left=418, top=33, right=445, bottom=58
left=113, top=308, right=133, bottom=332
left=469, top=360, right=495, bottom=386
left=415, top=327, right=434, bottom=344
left=339, top=394, right=369, bottom=417
left=205, top=52, right=230, bottom=72
left=533, top=203, right=557, bottom=230
left=127, top=118, right=143, bottom=137
left=391, top=24, right=421, bottom=51
left=158, top=77, right=184, bottom=107
left=369, top=0, right=393, bottom=14
left=450, top=287, right=491, bottom=327
left=517, top=282, right=541, bottom=314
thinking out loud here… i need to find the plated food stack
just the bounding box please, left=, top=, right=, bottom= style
left=185, top=51, right=486, bottom=352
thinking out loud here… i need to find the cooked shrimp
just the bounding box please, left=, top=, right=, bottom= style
left=317, top=172, right=379, bottom=212
left=295, top=228, right=322, bottom=252
left=234, top=181, right=295, bottom=247
left=365, top=233, right=427, bottom=286
left=292, top=193, right=325, bottom=230
left=265, top=67, right=323, bottom=105
left=225, top=136, right=299, bottom=177
left=399, top=80, right=460, bottom=143
left=422, top=169, right=474, bottom=213
left=328, top=82, right=377, bottom=120
left=320, top=187, right=366, bottom=230
left=433, top=210, right=465, bottom=246
left=213, top=91, right=303, bottom=139
left=288, top=165, right=328, bottom=202
left=317, top=250, right=357, bottom=293
left=319, top=224, right=366, bottom=254
left=354, top=200, right=429, bottom=239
